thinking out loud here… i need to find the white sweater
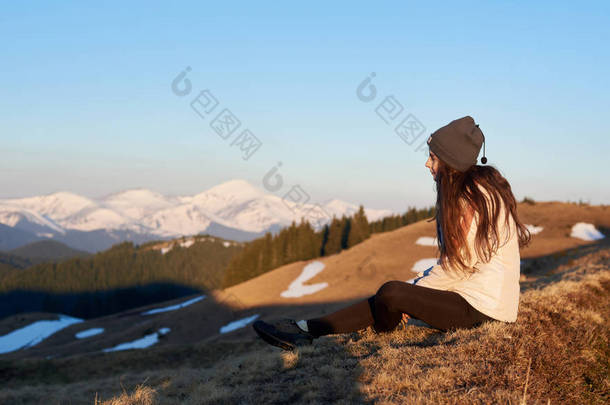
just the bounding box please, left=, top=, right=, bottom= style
left=411, top=184, right=521, bottom=322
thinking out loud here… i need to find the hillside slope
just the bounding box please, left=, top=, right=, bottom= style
left=0, top=201, right=608, bottom=404
left=0, top=237, right=607, bottom=404
left=0, top=201, right=607, bottom=359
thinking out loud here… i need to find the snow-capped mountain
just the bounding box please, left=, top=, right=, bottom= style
left=103, top=189, right=180, bottom=221
left=0, top=179, right=396, bottom=253
left=4, top=191, right=97, bottom=223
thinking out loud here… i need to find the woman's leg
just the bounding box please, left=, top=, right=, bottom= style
left=306, top=280, right=492, bottom=337
left=306, top=295, right=376, bottom=337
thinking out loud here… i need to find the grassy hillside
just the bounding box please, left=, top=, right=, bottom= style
left=0, top=244, right=607, bottom=404
left=222, top=205, right=434, bottom=289
left=99, top=247, right=610, bottom=405
left=0, top=200, right=607, bottom=404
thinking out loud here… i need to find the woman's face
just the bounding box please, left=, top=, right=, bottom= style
left=425, top=150, right=440, bottom=180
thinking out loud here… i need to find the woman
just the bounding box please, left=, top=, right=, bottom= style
left=252, top=116, right=532, bottom=351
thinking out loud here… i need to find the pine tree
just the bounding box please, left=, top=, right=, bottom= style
left=320, top=224, right=330, bottom=256
left=262, top=232, right=272, bottom=272
left=325, top=216, right=343, bottom=255
left=348, top=205, right=370, bottom=247
left=341, top=216, right=351, bottom=250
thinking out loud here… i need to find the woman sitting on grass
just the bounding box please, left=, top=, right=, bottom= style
left=253, top=116, right=533, bottom=351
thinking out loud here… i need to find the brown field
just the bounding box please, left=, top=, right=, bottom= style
left=0, top=200, right=608, bottom=404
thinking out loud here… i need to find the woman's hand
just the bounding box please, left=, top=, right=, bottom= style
left=402, top=313, right=410, bottom=323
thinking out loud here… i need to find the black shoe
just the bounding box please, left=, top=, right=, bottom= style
left=252, top=318, right=314, bottom=351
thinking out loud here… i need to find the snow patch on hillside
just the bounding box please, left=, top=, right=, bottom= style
left=75, top=328, right=104, bottom=339
left=0, top=315, right=83, bottom=354
left=281, top=261, right=329, bottom=298
left=525, top=224, right=544, bottom=235
left=415, top=236, right=438, bottom=246
left=411, top=258, right=440, bottom=273
left=570, top=222, right=605, bottom=241
left=102, top=328, right=170, bottom=352
left=159, top=237, right=198, bottom=255
left=220, top=314, right=260, bottom=334
left=141, top=295, right=206, bottom=315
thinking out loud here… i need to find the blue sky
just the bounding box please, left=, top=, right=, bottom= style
left=1, top=1, right=608, bottom=211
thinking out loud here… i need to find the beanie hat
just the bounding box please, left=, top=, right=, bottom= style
left=427, top=116, right=487, bottom=172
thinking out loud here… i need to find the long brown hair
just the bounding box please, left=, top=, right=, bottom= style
left=428, top=160, right=532, bottom=276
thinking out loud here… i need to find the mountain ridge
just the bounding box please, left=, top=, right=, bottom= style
left=0, top=179, right=396, bottom=252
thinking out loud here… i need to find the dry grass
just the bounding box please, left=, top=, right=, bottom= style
left=1, top=249, right=608, bottom=405
left=94, top=384, right=157, bottom=405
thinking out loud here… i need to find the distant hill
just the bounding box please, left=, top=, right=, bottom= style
left=8, top=239, right=91, bottom=265
left=0, top=222, right=41, bottom=251
left=0, top=251, right=32, bottom=270
left=0, top=234, right=244, bottom=319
